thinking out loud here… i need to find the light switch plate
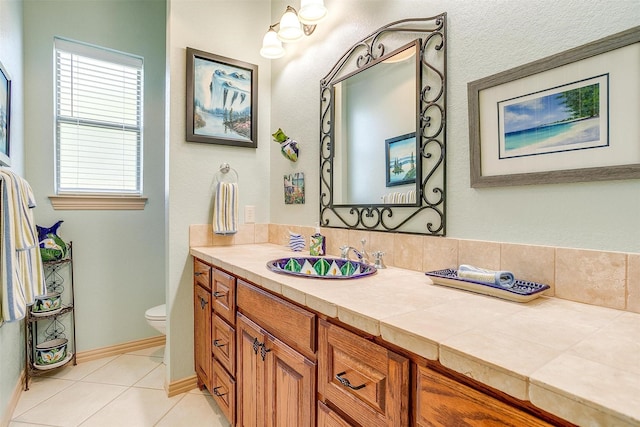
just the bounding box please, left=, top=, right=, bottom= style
left=244, top=205, right=256, bottom=224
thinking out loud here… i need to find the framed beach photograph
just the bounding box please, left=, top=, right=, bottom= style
left=0, top=60, right=11, bottom=166
left=186, top=48, right=258, bottom=148
left=385, top=132, right=417, bottom=187
left=468, top=26, right=640, bottom=187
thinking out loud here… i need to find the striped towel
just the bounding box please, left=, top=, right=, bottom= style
left=212, top=182, right=238, bottom=235
left=0, top=169, right=47, bottom=323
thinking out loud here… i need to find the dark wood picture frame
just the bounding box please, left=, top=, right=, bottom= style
left=0, top=60, right=11, bottom=166
left=468, top=26, right=640, bottom=187
left=385, top=132, right=417, bottom=187
left=186, top=47, right=258, bottom=148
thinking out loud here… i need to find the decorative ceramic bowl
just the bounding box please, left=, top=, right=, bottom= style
left=266, top=257, right=377, bottom=279
left=35, top=338, right=68, bottom=366
left=32, top=292, right=62, bottom=314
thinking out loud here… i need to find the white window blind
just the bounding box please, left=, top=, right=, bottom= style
left=55, top=38, right=143, bottom=195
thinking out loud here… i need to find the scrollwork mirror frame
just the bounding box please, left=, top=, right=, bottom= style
left=319, top=14, right=447, bottom=235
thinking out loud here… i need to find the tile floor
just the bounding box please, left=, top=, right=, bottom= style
left=10, top=346, right=230, bottom=427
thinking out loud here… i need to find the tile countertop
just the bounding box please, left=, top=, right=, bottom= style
left=190, top=244, right=640, bottom=427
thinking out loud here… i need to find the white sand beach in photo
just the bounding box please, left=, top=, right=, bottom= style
left=502, top=117, right=603, bottom=158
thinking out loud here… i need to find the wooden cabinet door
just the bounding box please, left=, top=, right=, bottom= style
left=237, top=313, right=316, bottom=427
left=264, top=333, right=315, bottom=427
left=318, top=319, right=409, bottom=427
left=212, top=313, right=236, bottom=375
left=237, top=313, right=266, bottom=427
left=415, top=365, right=553, bottom=427
left=194, top=284, right=212, bottom=390
left=213, top=268, right=236, bottom=325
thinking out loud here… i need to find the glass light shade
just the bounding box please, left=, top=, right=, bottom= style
left=277, top=9, right=304, bottom=42
left=260, top=29, right=285, bottom=58
left=298, top=0, right=327, bottom=24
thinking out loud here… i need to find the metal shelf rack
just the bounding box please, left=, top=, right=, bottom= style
left=24, top=242, right=77, bottom=390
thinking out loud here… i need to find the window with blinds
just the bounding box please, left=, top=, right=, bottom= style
left=55, top=38, right=143, bottom=195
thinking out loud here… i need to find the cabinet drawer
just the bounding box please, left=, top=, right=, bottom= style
left=212, top=359, right=236, bottom=426
left=194, top=259, right=212, bottom=292
left=318, top=401, right=353, bottom=427
left=318, top=319, right=409, bottom=427
left=212, top=313, right=236, bottom=375
left=415, top=365, right=553, bottom=427
left=237, top=279, right=316, bottom=360
left=213, top=269, right=236, bottom=325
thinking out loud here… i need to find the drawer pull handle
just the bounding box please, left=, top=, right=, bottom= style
left=252, top=338, right=260, bottom=354
left=260, top=344, right=271, bottom=361
left=213, top=291, right=226, bottom=298
left=194, top=272, right=203, bottom=276
left=335, top=371, right=366, bottom=390
left=199, top=297, right=208, bottom=309
left=213, top=386, right=227, bottom=397
left=213, top=339, right=226, bottom=348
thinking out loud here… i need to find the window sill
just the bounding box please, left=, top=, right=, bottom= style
left=49, top=195, right=148, bottom=210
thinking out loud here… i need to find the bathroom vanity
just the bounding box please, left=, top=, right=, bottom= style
left=189, top=243, right=640, bottom=426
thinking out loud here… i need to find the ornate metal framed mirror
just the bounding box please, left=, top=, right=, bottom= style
left=319, top=14, right=447, bottom=235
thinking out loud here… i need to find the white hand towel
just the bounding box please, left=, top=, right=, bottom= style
left=457, top=264, right=515, bottom=288
left=0, top=169, right=47, bottom=323
left=212, top=182, right=238, bottom=235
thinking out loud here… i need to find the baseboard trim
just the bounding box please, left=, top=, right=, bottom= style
left=76, top=335, right=166, bottom=364
left=167, top=375, right=198, bottom=397
left=2, top=370, right=25, bottom=427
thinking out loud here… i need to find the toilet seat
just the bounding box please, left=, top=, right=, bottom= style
left=145, top=304, right=166, bottom=321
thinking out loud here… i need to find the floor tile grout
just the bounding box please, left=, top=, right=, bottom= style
left=12, top=346, right=227, bottom=427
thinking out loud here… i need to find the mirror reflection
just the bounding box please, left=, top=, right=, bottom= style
left=332, top=43, right=419, bottom=205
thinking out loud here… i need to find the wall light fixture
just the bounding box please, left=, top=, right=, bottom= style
left=260, top=0, right=328, bottom=59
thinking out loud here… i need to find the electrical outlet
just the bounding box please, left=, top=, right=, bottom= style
left=244, top=205, right=256, bottom=224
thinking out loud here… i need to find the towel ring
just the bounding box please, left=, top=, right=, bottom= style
left=213, top=163, right=239, bottom=185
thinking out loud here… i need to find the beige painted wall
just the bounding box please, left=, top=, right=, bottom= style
left=167, top=0, right=272, bottom=381
left=23, top=0, right=167, bottom=352
left=269, top=0, right=640, bottom=253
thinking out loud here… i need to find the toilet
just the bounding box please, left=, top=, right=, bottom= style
left=145, top=304, right=167, bottom=364
left=145, top=304, right=166, bottom=335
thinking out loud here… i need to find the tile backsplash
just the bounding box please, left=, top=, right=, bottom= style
left=189, top=223, right=639, bottom=314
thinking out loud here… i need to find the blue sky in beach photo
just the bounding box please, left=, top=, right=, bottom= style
left=503, top=93, right=569, bottom=134
left=498, top=78, right=605, bottom=157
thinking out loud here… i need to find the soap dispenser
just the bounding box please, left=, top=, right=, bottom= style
left=309, top=223, right=326, bottom=256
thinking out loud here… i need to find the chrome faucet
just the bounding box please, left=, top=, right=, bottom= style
left=340, top=239, right=371, bottom=265
left=372, top=251, right=386, bottom=269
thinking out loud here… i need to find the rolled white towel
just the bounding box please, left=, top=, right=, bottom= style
left=457, top=264, right=515, bottom=288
